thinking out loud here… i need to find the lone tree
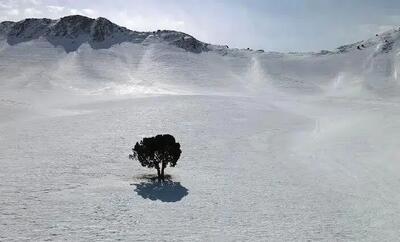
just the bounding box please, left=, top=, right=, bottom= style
left=129, top=134, right=182, bottom=181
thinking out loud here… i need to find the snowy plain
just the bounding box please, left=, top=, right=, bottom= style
left=1, top=26, right=400, bottom=241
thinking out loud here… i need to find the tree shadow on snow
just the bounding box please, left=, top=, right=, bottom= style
left=132, top=175, right=188, bottom=202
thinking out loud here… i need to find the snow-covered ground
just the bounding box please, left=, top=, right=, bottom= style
left=2, top=94, right=400, bottom=241
left=2, top=17, right=400, bottom=240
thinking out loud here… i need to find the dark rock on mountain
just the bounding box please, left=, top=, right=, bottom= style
left=0, top=15, right=209, bottom=53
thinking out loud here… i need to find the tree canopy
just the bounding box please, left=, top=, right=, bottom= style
left=129, top=134, right=181, bottom=180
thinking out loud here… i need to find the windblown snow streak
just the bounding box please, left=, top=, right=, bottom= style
left=1, top=16, right=400, bottom=97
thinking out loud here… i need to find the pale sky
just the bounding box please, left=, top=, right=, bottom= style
left=1, top=0, right=400, bottom=52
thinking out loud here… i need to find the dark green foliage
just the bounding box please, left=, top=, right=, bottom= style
left=129, top=134, right=181, bottom=180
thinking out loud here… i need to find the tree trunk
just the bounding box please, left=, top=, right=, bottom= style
left=156, top=167, right=161, bottom=181
left=161, top=167, right=165, bottom=181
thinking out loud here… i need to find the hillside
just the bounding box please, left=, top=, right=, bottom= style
left=1, top=16, right=400, bottom=100
left=0, top=15, right=209, bottom=53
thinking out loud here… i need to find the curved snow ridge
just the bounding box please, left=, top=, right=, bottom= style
left=3, top=16, right=400, bottom=98
left=332, top=27, right=400, bottom=55
left=1, top=37, right=400, bottom=99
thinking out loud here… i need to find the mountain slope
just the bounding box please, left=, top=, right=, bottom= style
left=0, top=15, right=209, bottom=53
left=1, top=15, right=400, bottom=99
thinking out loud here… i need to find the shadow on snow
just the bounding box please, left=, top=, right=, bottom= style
left=132, top=175, right=189, bottom=202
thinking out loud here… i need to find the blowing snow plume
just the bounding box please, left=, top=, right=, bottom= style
left=2, top=15, right=400, bottom=99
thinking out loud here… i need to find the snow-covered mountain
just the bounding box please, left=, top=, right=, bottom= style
left=1, top=15, right=400, bottom=98
left=0, top=15, right=208, bottom=53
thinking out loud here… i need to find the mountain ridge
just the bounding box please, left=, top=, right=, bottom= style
left=2, top=15, right=400, bottom=98
left=0, top=15, right=209, bottom=53
left=2, top=15, right=400, bottom=55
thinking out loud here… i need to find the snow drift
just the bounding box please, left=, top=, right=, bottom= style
left=1, top=15, right=400, bottom=98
